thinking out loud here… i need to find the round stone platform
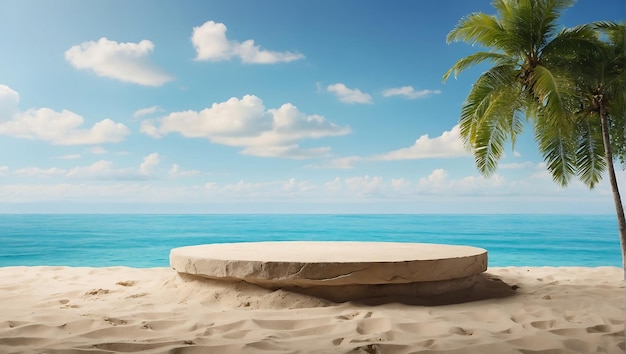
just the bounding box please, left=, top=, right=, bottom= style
left=170, top=241, right=488, bottom=289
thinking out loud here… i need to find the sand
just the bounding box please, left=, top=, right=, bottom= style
left=0, top=266, right=623, bottom=354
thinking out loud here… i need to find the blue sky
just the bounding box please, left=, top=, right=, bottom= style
left=0, top=0, right=624, bottom=213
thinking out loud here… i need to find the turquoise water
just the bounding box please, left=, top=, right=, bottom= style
left=0, top=214, right=621, bottom=268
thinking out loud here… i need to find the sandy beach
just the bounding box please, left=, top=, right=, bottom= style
left=0, top=266, right=623, bottom=354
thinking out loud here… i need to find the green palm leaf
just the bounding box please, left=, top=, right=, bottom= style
left=443, top=52, right=514, bottom=82
left=576, top=113, right=606, bottom=188
left=446, top=12, right=504, bottom=49
left=535, top=112, right=576, bottom=186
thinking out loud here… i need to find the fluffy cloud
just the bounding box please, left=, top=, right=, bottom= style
left=65, top=37, right=173, bottom=86
left=241, top=145, right=332, bottom=159
left=319, top=172, right=517, bottom=199
left=500, top=161, right=534, bottom=169
left=382, top=86, right=441, bottom=99
left=0, top=85, right=129, bottom=145
left=282, top=178, right=316, bottom=193
left=306, top=156, right=362, bottom=170
left=66, top=160, right=121, bottom=179
left=169, top=164, right=201, bottom=178
left=344, top=175, right=385, bottom=196
left=0, top=170, right=614, bottom=212
left=0, top=85, right=19, bottom=120
left=416, top=169, right=509, bottom=195
left=372, top=125, right=469, bottom=160
left=6, top=153, right=162, bottom=182
left=0, top=108, right=130, bottom=145
left=141, top=95, right=350, bottom=159
left=65, top=153, right=160, bottom=180
left=327, top=83, right=373, bottom=104
left=192, top=21, right=304, bottom=64
left=133, top=106, right=160, bottom=118
left=89, top=146, right=107, bottom=155
left=13, top=167, right=66, bottom=177
left=139, top=153, right=160, bottom=175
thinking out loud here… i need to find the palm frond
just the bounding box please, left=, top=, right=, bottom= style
left=537, top=0, right=576, bottom=44
left=576, top=112, right=607, bottom=188
left=492, top=0, right=514, bottom=25
left=458, top=64, right=522, bottom=175
left=473, top=90, right=523, bottom=175
left=501, top=0, right=535, bottom=55
left=529, top=65, right=577, bottom=126
left=460, top=65, right=519, bottom=143
left=592, top=20, right=623, bottom=32
left=535, top=109, right=577, bottom=186
left=446, top=12, right=505, bottom=49
left=443, top=52, right=515, bottom=82
left=542, top=25, right=601, bottom=69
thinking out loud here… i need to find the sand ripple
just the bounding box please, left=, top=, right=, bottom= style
left=0, top=266, right=623, bottom=353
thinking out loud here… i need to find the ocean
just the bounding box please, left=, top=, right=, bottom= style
left=0, top=214, right=621, bottom=268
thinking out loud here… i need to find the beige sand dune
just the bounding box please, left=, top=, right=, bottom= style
left=0, top=266, right=623, bottom=353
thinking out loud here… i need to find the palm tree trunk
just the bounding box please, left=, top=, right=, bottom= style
left=598, top=98, right=626, bottom=276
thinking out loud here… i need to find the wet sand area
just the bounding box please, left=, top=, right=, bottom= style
left=170, top=241, right=493, bottom=302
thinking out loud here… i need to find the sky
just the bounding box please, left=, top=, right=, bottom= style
left=0, top=0, right=624, bottom=214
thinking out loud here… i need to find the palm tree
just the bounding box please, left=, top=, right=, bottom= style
left=442, top=0, right=626, bottom=272
left=573, top=22, right=625, bottom=272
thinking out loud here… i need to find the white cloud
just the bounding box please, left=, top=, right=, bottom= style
left=57, top=154, right=82, bottom=160
left=89, top=146, right=107, bottom=154
left=0, top=85, right=19, bottom=120
left=321, top=176, right=386, bottom=197
left=424, top=168, right=448, bottom=184
left=344, top=175, right=385, bottom=196
left=415, top=168, right=505, bottom=196
left=192, top=21, right=304, bottom=64
left=0, top=183, right=197, bottom=204
left=282, top=178, right=316, bottom=193
left=241, top=145, right=332, bottom=159
left=323, top=177, right=343, bottom=194
left=169, top=164, right=201, bottom=178
left=0, top=108, right=130, bottom=145
left=529, top=162, right=556, bottom=180
left=321, top=126, right=467, bottom=168
left=203, top=178, right=317, bottom=199
left=133, top=106, right=160, bottom=117
left=65, top=153, right=160, bottom=181
left=139, top=153, right=160, bottom=175
left=372, top=125, right=469, bottom=160
left=318, top=173, right=514, bottom=199
left=327, top=83, right=373, bottom=104
left=307, top=156, right=362, bottom=169
left=500, top=161, right=533, bottom=169
left=141, top=95, right=350, bottom=159
left=391, top=178, right=411, bottom=191
left=0, top=171, right=616, bottom=212
left=140, top=120, right=162, bottom=139
left=414, top=169, right=508, bottom=195
left=65, top=37, right=173, bottom=86
left=13, top=167, right=67, bottom=177
left=6, top=154, right=164, bottom=182
left=448, top=174, right=507, bottom=194
left=66, top=160, right=119, bottom=179
left=0, top=85, right=130, bottom=145
left=382, top=86, right=441, bottom=99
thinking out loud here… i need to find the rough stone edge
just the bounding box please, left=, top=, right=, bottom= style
left=171, top=251, right=487, bottom=286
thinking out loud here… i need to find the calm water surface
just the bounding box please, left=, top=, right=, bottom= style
left=0, top=214, right=621, bottom=268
